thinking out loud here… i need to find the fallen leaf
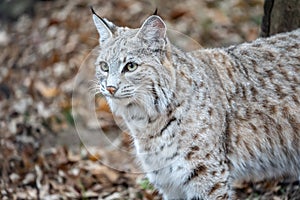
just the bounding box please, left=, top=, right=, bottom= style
left=35, top=81, right=60, bottom=98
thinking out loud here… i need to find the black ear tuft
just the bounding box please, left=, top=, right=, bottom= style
left=90, top=6, right=102, bottom=20
left=153, top=8, right=158, bottom=15
left=90, top=6, right=96, bottom=15
left=90, top=6, right=111, bottom=28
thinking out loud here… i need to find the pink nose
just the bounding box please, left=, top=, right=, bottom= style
left=106, top=86, right=117, bottom=95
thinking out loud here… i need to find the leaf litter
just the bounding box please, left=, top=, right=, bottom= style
left=0, top=0, right=299, bottom=199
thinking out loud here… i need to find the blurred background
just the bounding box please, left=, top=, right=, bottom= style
left=1, top=0, right=299, bottom=199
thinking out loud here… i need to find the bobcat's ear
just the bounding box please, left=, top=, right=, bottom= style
left=91, top=7, right=115, bottom=43
left=136, top=15, right=166, bottom=41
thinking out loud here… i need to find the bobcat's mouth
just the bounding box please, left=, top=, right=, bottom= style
left=104, top=93, right=135, bottom=101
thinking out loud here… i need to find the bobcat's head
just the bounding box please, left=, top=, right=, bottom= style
left=92, top=9, right=175, bottom=116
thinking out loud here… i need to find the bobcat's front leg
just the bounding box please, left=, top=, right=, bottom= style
left=183, top=155, right=233, bottom=200
left=185, top=178, right=232, bottom=200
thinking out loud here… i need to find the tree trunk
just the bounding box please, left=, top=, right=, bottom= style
left=260, top=0, right=300, bottom=37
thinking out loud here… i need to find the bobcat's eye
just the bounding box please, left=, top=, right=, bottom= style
left=99, top=61, right=109, bottom=72
left=125, top=62, right=138, bottom=72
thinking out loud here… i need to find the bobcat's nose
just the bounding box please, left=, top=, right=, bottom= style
left=106, top=86, right=117, bottom=95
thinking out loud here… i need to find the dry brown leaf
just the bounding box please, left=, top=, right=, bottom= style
left=22, top=173, right=35, bottom=185
left=83, top=162, right=120, bottom=183
left=83, top=190, right=99, bottom=198
left=67, top=151, right=81, bottom=162
left=35, top=81, right=60, bottom=98
left=88, top=152, right=102, bottom=162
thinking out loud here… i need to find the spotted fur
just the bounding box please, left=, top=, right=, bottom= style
left=92, top=12, right=300, bottom=200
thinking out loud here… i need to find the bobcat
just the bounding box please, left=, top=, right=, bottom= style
left=92, top=8, right=300, bottom=200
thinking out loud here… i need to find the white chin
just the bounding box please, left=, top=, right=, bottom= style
left=108, top=96, right=133, bottom=106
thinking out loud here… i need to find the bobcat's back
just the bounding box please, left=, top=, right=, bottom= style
left=192, top=29, right=300, bottom=181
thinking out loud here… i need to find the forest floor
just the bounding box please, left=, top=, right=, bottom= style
left=1, top=0, right=299, bottom=199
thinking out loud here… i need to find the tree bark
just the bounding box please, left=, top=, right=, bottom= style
left=260, top=0, right=300, bottom=37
